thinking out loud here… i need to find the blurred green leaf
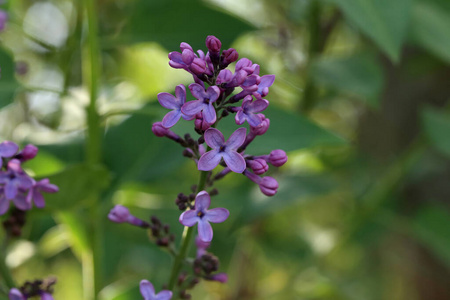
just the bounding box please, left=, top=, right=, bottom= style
left=311, top=53, right=384, bottom=107
left=329, top=0, right=411, bottom=61
left=412, top=205, right=450, bottom=267
left=0, top=48, right=20, bottom=108
left=42, top=164, right=110, bottom=210
left=103, top=103, right=185, bottom=184
left=410, top=2, right=450, bottom=64
left=122, top=0, right=254, bottom=50
left=421, top=107, right=450, bottom=157
left=55, top=211, right=90, bottom=261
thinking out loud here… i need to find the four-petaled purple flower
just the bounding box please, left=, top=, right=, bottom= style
left=181, top=84, right=220, bottom=124
left=179, top=191, right=229, bottom=242
left=140, top=280, right=172, bottom=300
left=0, top=159, right=33, bottom=200
left=157, top=84, right=194, bottom=128
left=198, top=128, right=246, bottom=173
left=27, top=179, right=59, bottom=209
left=235, top=95, right=269, bottom=127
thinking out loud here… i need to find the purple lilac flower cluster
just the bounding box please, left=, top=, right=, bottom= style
left=0, top=141, right=58, bottom=216
left=109, top=36, right=287, bottom=300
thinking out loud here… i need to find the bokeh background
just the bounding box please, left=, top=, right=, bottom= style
left=0, top=0, right=449, bottom=299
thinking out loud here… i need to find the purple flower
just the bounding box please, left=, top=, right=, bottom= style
left=26, top=178, right=59, bottom=209
left=268, top=150, right=288, bottom=167
left=140, top=280, right=172, bottom=300
left=152, top=122, right=182, bottom=142
left=206, top=35, right=221, bottom=54
left=206, top=273, right=228, bottom=283
left=253, top=75, right=275, bottom=99
left=220, top=48, right=238, bottom=68
left=179, top=191, right=229, bottom=242
left=235, top=58, right=259, bottom=75
left=0, top=159, right=33, bottom=200
left=8, top=289, right=25, bottom=300
left=250, top=114, right=270, bottom=136
left=244, top=170, right=279, bottom=196
left=15, top=144, right=38, bottom=162
left=157, top=85, right=194, bottom=128
left=181, top=84, right=220, bottom=124
left=0, top=141, right=19, bottom=166
left=235, top=95, right=269, bottom=127
left=247, top=158, right=268, bottom=175
left=108, top=205, right=149, bottom=228
left=198, top=128, right=246, bottom=173
left=168, top=42, right=194, bottom=70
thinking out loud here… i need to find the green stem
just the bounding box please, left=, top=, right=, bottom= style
left=168, top=170, right=209, bottom=290
left=82, top=0, right=103, bottom=299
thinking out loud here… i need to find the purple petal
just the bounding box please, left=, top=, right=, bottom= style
left=259, top=75, right=275, bottom=89
left=0, top=196, right=10, bottom=215
left=198, top=219, right=213, bottom=242
left=0, top=141, right=19, bottom=157
left=222, top=151, right=246, bottom=173
left=16, top=175, right=33, bottom=189
left=162, top=110, right=182, bottom=128
left=140, top=280, right=156, bottom=300
left=246, top=113, right=264, bottom=127
left=158, top=93, right=179, bottom=110
left=204, top=128, right=224, bottom=149
left=195, top=191, right=211, bottom=211
left=179, top=210, right=199, bottom=227
left=155, top=290, right=173, bottom=300
left=181, top=100, right=203, bottom=117
left=205, top=208, right=229, bottom=223
left=202, top=104, right=216, bottom=124
left=235, top=110, right=246, bottom=125
left=225, top=127, right=246, bottom=150
left=36, top=179, right=59, bottom=193
left=32, top=189, right=45, bottom=208
left=198, top=149, right=222, bottom=171
left=205, top=86, right=220, bottom=103
left=8, top=288, right=26, bottom=300
left=5, top=182, right=18, bottom=200
left=40, top=293, right=54, bottom=300
left=175, top=84, right=186, bottom=104
left=189, top=83, right=207, bottom=100
left=12, top=193, right=31, bottom=210
left=247, top=99, right=269, bottom=113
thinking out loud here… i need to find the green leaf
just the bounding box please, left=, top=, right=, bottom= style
left=311, top=53, right=384, bottom=108
left=42, top=164, right=111, bottom=210
left=329, top=0, right=412, bottom=61
left=0, top=48, right=20, bottom=108
left=55, top=211, right=90, bottom=260
left=410, top=2, right=450, bottom=64
left=421, top=107, right=450, bottom=157
left=412, top=205, right=450, bottom=267
left=122, top=0, right=254, bottom=50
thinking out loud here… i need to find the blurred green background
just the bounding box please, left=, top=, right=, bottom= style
left=0, top=0, right=449, bottom=299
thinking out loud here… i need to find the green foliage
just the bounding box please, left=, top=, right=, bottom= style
left=422, top=107, right=450, bottom=157
left=311, top=53, right=384, bottom=107
left=0, top=48, right=19, bottom=108
left=328, top=0, right=412, bottom=62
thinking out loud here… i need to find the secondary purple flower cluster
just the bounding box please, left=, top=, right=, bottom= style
left=152, top=35, right=287, bottom=197
left=0, top=141, right=58, bottom=215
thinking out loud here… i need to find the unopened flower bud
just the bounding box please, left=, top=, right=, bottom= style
left=247, top=158, right=268, bottom=175
left=152, top=122, right=169, bottom=137
left=269, top=150, right=288, bottom=167
left=206, top=35, right=222, bottom=54
left=220, top=48, right=238, bottom=68
left=206, top=273, right=228, bottom=283
left=180, top=42, right=193, bottom=52
left=250, top=114, right=270, bottom=136
left=16, top=144, right=38, bottom=162
left=189, top=58, right=206, bottom=75
left=259, top=176, right=278, bottom=196
left=108, top=205, right=131, bottom=223
left=182, top=49, right=195, bottom=65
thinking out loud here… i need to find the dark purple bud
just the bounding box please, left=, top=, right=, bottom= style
left=194, top=115, right=211, bottom=131
left=206, top=273, right=228, bottom=283
left=247, top=158, right=268, bottom=175
left=220, top=48, right=238, bottom=68
left=189, top=58, right=206, bottom=75
left=250, top=114, right=270, bottom=136
left=269, top=150, right=288, bottom=167
left=152, top=122, right=169, bottom=137
left=206, top=35, right=222, bottom=54
left=17, top=144, right=38, bottom=162
left=216, top=69, right=232, bottom=85
left=182, top=49, right=195, bottom=65
left=259, top=176, right=278, bottom=196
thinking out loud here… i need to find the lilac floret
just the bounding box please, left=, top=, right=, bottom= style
left=206, top=273, right=228, bottom=283
left=253, top=75, right=275, bottom=99
left=0, top=141, right=19, bottom=166
left=157, top=84, right=194, bottom=128
left=8, top=288, right=25, bottom=300
left=244, top=170, right=279, bottom=196
left=198, top=128, right=246, bottom=173
left=235, top=95, right=269, bottom=127
left=27, top=178, right=59, bottom=208
left=179, top=191, right=229, bottom=242
left=108, top=205, right=149, bottom=228
left=269, top=150, right=288, bottom=167
left=181, top=84, right=220, bottom=124
left=0, top=159, right=33, bottom=200
left=15, top=144, right=38, bottom=162
left=140, top=280, right=172, bottom=300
